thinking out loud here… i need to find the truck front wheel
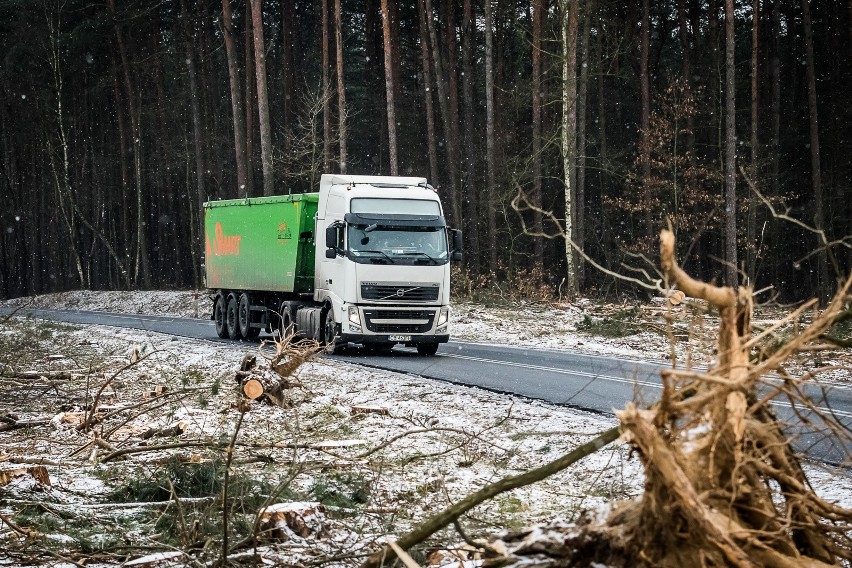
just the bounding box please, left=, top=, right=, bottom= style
left=226, top=295, right=242, bottom=340
left=416, top=343, right=439, bottom=356
left=322, top=311, right=344, bottom=354
left=214, top=295, right=228, bottom=338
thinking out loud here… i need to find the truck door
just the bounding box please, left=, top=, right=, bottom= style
left=320, top=218, right=345, bottom=304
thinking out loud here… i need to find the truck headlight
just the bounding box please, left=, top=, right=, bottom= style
left=348, top=306, right=362, bottom=332
left=436, top=308, right=449, bottom=327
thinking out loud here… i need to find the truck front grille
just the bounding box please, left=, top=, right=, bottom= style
left=362, top=309, right=436, bottom=334
left=361, top=284, right=439, bottom=302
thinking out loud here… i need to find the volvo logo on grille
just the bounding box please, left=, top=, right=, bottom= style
left=396, top=289, right=405, bottom=296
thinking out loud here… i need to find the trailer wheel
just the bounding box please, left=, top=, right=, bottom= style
left=213, top=294, right=228, bottom=338
left=278, top=302, right=295, bottom=339
left=226, top=294, right=242, bottom=340
left=416, top=343, right=439, bottom=356
left=238, top=293, right=258, bottom=338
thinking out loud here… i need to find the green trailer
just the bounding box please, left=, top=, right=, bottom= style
left=204, top=194, right=319, bottom=294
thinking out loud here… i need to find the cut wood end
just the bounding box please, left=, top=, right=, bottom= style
left=243, top=378, right=264, bottom=400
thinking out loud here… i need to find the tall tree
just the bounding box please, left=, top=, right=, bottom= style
left=747, top=0, right=760, bottom=283
left=250, top=0, right=274, bottom=196
left=532, top=0, right=544, bottom=266
left=724, top=0, right=738, bottom=287
left=418, top=0, right=439, bottom=186
left=181, top=0, right=206, bottom=286
left=108, top=0, right=151, bottom=288
left=640, top=0, right=652, bottom=240
left=461, top=0, right=479, bottom=272
left=576, top=2, right=591, bottom=287
left=334, top=0, right=347, bottom=173
left=322, top=0, right=331, bottom=171
left=221, top=0, right=251, bottom=195
left=423, top=0, right=461, bottom=225
left=484, top=0, right=497, bottom=269
left=800, top=0, right=827, bottom=299
left=380, top=0, right=398, bottom=174
left=562, top=0, right=580, bottom=295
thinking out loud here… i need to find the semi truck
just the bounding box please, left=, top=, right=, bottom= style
left=203, top=174, right=462, bottom=355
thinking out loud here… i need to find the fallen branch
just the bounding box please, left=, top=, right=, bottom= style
left=101, top=440, right=216, bottom=462
left=361, top=426, right=620, bottom=568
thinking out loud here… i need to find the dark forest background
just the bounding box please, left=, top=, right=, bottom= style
left=0, top=0, right=850, bottom=302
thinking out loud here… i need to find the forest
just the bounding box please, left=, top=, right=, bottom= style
left=0, top=0, right=850, bottom=302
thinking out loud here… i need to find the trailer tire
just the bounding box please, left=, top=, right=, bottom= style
left=213, top=294, right=228, bottom=338
left=238, top=293, right=256, bottom=338
left=279, top=302, right=295, bottom=338
left=226, top=294, right=242, bottom=340
left=416, top=343, right=439, bottom=356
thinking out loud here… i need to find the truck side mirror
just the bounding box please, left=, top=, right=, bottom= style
left=325, top=224, right=339, bottom=258
left=450, top=229, right=463, bottom=262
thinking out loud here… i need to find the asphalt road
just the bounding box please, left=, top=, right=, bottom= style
left=3, top=306, right=851, bottom=465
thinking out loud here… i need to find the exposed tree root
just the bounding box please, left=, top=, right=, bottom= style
left=484, top=230, right=852, bottom=567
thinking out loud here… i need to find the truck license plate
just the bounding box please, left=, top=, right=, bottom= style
left=388, top=335, right=411, bottom=341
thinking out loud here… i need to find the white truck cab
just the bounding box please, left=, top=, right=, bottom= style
left=313, top=174, right=462, bottom=355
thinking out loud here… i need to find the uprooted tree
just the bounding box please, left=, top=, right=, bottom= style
left=364, top=229, right=852, bottom=568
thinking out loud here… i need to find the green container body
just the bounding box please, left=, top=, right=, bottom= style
left=204, top=194, right=319, bottom=294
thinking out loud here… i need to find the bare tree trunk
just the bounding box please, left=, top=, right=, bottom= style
left=418, top=0, right=439, bottom=186
left=322, top=0, right=331, bottom=172
left=640, top=0, right=652, bottom=241
left=800, top=0, right=827, bottom=299
left=222, top=0, right=250, bottom=195
left=108, top=0, right=151, bottom=288
left=532, top=0, right=544, bottom=267
left=576, top=2, right=591, bottom=288
left=334, top=0, right=347, bottom=174
left=770, top=0, right=780, bottom=201
left=445, top=0, right=461, bottom=204
left=281, top=0, right=295, bottom=165
left=110, top=53, right=131, bottom=264
left=245, top=1, right=256, bottom=196
left=724, top=0, right=738, bottom=287
left=424, top=0, right=461, bottom=226
left=181, top=0, right=205, bottom=286
left=596, top=13, right=607, bottom=197
left=562, top=0, right=579, bottom=295
left=747, top=0, right=760, bottom=284
left=250, top=0, right=274, bottom=196
left=380, top=0, right=398, bottom=175
left=461, top=0, right=478, bottom=274
left=484, top=0, right=497, bottom=270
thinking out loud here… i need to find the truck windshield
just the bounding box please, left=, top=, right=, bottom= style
left=348, top=225, right=449, bottom=265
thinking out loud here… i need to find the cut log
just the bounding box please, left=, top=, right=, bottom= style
left=351, top=405, right=390, bottom=416
left=0, top=465, right=50, bottom=486
left=258, top=502, right=327, bottom=541
left=240, top=372, right=302, bottom=407
left=140, top=421, right=188, bottom=440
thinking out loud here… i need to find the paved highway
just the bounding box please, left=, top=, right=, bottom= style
left=3, top=306, right=850, bottom=465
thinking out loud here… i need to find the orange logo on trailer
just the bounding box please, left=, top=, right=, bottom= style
left=206, top=222, right=242, bottom=256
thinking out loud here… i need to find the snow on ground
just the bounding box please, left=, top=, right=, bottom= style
left=1, top=290, right=850, bottom=566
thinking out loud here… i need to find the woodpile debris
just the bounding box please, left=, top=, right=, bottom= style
left=257, top=502, right=328, bottom=541
left=235, top=332, right=324, bottom=407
